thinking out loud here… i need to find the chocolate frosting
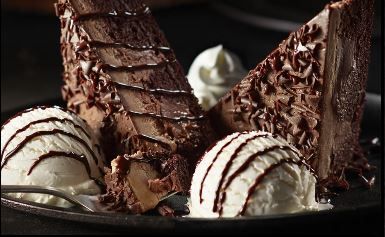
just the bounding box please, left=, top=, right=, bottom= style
left=56, top=0, right=215, bottom=165
left=56, top=0, right=216, bottom=213
left=209, top=0, right=374, bottom=190
left=210, top=19, right=325, bottom=168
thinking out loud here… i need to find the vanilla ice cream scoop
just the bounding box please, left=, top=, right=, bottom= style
left=189, top=131, right=325, bottom=218
left=1, top=106, right=104, bottom=207
left=187, top=45, right=247, bottom=110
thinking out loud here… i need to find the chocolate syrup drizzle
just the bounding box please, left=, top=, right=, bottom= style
left=66, top=6, right=204, bottom=124
left=113, top=81, right=191, bottom=96
left=212, top=133, right=278, bottom=213
left=74, top=39, right=192, bottom=97
left=237, top=158, right=309, bottom=216
left=197, top=132, right=315, bottom=216
left=78, top=41, right=191, bottom=96
left=70, top=5, right=174, bottom=75
left=72, top=7, right=150, bottom=21
left=61, top=3, right=208, bottom=156
left=199, top=133, right=276, bottom=203
left=1, top=106, right=71, bottom=130
left=98, top=59, right=177, bottom=73
left=1, top=129, right=98, bottom=170
left=219, top=146, right=310, bottom=216
left=27, top=151, right=91, bottom=177
left=125, top=109, right=204, bottom=122
left=1, top=117, right=91, bottom=158
left=1, top=106, right=102, bottom=181
left=199, top=133, right=242, bottom=203
left=75, top=40, right=171, bottom=53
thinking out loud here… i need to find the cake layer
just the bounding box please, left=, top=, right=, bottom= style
left=56, top=0, right=216, bottom=212
left=57, top=0, right=215, bottom=165
left=209, top=0, right=373, bottom=188
left=100, top=153, right=189, bottom=213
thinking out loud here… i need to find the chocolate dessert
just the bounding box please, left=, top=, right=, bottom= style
left=209, top=0, right=374, bottom=188
left=55, top=0, right=215, bottom=213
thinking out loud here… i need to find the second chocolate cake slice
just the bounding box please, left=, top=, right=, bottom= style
left=209, top=0, right=374, bottom=189
left=55, top=0, right=215, bottom=213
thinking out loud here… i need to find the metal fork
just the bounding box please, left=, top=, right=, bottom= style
left=1, top=185, right=177, bottom=212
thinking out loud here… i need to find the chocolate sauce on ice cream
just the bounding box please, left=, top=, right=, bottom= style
left=190, top=131, right=323, bottom=217
left=1, top=106, right=104, bottom=207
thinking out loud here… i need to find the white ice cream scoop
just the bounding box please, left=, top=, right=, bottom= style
left=189, top=131, right=329, bottom=218
left=187, top=45, right=248, bottom=110
left=1, top=106, right=105, bottom=207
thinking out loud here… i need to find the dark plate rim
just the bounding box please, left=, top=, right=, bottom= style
left=1, top=93, right=381, bottom=228
left=1, top=190, right=381, bottom=227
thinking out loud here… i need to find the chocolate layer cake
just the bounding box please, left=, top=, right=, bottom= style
left=209, top=0, right=374, bottom=188
left=55, top=0, right=215, bottom=213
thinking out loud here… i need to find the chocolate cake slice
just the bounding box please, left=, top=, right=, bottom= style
left=55, top=0, right=215, bottom=213
left=209, top=0, right=374, bottom=188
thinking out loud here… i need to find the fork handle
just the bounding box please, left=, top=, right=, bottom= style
left=1, top=185, right=94, bottom=212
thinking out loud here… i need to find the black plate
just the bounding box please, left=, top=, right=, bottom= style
left=1, top=94, right=382, bottom=235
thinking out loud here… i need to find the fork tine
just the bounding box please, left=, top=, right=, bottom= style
left=2, top=185, right=180, bottom=212
left=160, top=191, right=179, bottom=201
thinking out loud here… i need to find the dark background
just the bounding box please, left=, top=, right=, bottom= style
left=1, top=0, right=382, bottom=112
left=1, top=0, right=383, bottom=235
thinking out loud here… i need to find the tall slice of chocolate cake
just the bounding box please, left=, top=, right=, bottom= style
left=55, top=0, right=215, bottom=213
left=209, top=0, right=374, bottom=188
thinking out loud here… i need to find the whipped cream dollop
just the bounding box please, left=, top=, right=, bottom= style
left=1, top=106, right=105, bottom=207
left=187, top=45, right=248, bottom=110
left=189, top=131, right=331, bottom=218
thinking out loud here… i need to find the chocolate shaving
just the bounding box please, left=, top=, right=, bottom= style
left=209, top=0, right=375, bottom=194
